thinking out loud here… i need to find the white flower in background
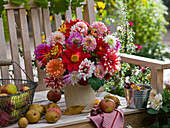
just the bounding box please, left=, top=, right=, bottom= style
left=126, top=125, right=132, bottom=128
left=135, top=69, right=140, bottom=75
left=104, top=35, right=118, bottom=49
left=117, top=26, right=123, bottom=31
left=151, top=93, right=163, bottom=111
left=78, top=58, right=95, bottom=81
left=125, top=76, right=130, bottom=83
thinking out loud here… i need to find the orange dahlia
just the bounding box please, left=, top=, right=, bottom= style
left=46, top=59, right=65, bottom=77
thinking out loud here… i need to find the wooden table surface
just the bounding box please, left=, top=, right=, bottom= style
left=8, top=91, right=149, bottom=128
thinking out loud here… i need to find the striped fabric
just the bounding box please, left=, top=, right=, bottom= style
left=88, top=108, right=124, bottom=128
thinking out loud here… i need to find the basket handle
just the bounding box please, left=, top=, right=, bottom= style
left=0, top=59, right=12, bottom=66
left=12, top=61, right=32, bottom=81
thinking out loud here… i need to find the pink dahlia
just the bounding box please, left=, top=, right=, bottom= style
left=70, top=21, right=88, bottom=35
left=49, top=31, right=65, bottom=46
left=82, top=36, right=97, bottom=52
left=66, top=32, right=83, bottom=47
left=34, top=43, right=51, bottom=66
left=94, top=65, right=105, bottom=80
left=90, top=21, right=107, bottom=37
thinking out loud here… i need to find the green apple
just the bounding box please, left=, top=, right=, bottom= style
left=10, top=92, right=28, bottom=109
left=1, top=83, right=17, bottom=95
left=10, top=109, right=21, bottom=121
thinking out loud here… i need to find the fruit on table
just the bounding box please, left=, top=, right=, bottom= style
left=20, top=86, right=30, bottom=92
left=0, top=85, right=5, bottom=93
left=0, top=110, right=10, bottom=127
left=104, top=94, right=120, bottom=108
left=90, top=108, right=98, bottom=116
left=10, top=109, right=21, bottom=121
left=18, top=117, right=28, bottom=128
left=40, top=105, right=48, bottom=114
left=0, top=93, right=9, bottom=106
left=47, top=107, right=62, bottom=117
left=45, top=111, right=60, bottom=123
left=10, top=92, right=28, bottom=109
left=47, top=90, right=61, bottom=103
left=26, top=109, right=41, bottom=123
left=48, top=103, right=59, bottom=109
left=1, top=83, right=17, bottom=95
left=96, top=108, right=103, bottom=114
left=99, top=99, right=115, bottom=113
left=29, top=104, right=43, bottom=114
left=94, top=99, right=100, bottom=105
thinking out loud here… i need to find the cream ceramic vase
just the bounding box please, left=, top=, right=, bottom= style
left=63, top=83, right=95, bottom=112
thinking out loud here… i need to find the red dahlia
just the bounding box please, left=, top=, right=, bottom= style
left=94, top=37, right=109, bottom=58
left=61, top=44, right=91, bottom=71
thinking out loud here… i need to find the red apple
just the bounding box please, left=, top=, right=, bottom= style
left=47, top=90, right=61, bottom=103
left=20, top=86, right=30, bottom=91
left=47, top=107, right=62, bottom=117
left=0, top=110, right=10, bottom=127
left=99, top=99, right=115, bottom=113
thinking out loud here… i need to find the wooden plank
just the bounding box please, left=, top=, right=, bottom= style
left=120, top=53, right=170, bottom=70
left=19, top=9, right=34, bottom=81
left=124, top=111, right=156, bottom=128
left=42, top=8, right=51, bottom=37
left=0, top=18, right=9, bottom=79
left=65, top=6, right=72, bottom=21
left=84, top=0, right=96, bottom=24
left=150, top=68, right=157, bottom=91
left=156, top=70, right=163, bottom=93
left=75, top=7, right=83, bottom=20
left=30, top=8, right=46, bottom=85
left=7, top=9, right=22, bottom=80
left=54, top=14, right=62, bottom=30
left=60, top=121, right=95, bottom=128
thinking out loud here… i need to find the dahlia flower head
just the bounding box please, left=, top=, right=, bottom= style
left=151, top=93, right=163, bottom=111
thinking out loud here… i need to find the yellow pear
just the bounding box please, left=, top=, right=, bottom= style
left=45, top=111, right=60, bottom=123
left=104, top=94, right=120, bottom=108
left=18, top=117, right=28, bottom=128
left=26, top=110, right=41, bottom=124
left=29, top=104, right=43, bottom=114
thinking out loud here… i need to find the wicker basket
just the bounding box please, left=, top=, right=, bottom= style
left=0, top=60, right=38, bottom=127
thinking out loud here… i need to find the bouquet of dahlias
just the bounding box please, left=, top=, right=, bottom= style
left=34, top=19, right=121, bottom=91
